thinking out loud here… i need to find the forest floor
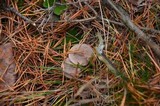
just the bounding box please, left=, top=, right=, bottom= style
left=0, top=0, right=160, bottom=106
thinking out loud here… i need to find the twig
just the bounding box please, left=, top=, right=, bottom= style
left=101, top=17, right=160, bottom=34
left=96, top=32, right=128, bottom=82
left=5, top=6, right=36, bottom=26
left=55, top=0, right=89, bottom=6
left=140, top=27, right=160, bottom=34
left=57, top=17, right=97, bottom=23
left=102, top=0, right=160, bottom=59
left=56, top=1, right=97, bottom=23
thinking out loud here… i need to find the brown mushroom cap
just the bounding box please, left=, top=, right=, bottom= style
left=68, top=44, right=93, bottom=66
left=61, top=58, right=81, bottom=78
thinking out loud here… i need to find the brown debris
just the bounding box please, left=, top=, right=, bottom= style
left=0, top=43, right=16, bottom=91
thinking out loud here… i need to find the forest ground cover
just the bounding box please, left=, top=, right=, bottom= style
left=0, top=0, right=160, bottom=105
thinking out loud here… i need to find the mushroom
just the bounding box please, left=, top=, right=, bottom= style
left=68, top=44, right=93, bottom=66
left=61, top=58, right=81, bottom=78
left=61, top=44, right=94, bottom=78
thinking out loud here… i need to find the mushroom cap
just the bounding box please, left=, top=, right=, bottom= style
left=69, top=53, right=88, bottom=66
left=61, top=58, right=81, bottom=78
left=68, top=44, right=93, bottom=66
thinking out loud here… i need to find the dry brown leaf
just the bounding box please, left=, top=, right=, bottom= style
left=0, top=43, right=16, bottom=91
left=61, top=58, right=81, bottom=79
left=68, top=44, right=93, bottom=66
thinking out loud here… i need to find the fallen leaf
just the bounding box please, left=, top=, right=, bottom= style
left=0, top=43, right=16, bottom=91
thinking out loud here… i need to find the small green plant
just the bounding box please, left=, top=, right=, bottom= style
left=65, top=28, right=82, bottom=43
left=54, top=5, right=67, bottom=15
left=43, top=0, right=67, bottom=15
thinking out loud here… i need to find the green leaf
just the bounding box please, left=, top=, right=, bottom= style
left=53, top=5, right=67, bottom=15
left=43, top=0, right=67, bottom=15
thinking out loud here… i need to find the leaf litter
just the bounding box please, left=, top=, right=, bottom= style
left=0, top=42, right=16, bottom=91
left=0, top=0, right=160, bottom=105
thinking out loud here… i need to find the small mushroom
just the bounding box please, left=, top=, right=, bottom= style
left=61, top=58, right=81, bottom=78
left=68, top=44, right=93, bottom=66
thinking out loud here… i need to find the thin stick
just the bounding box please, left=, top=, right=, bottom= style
left=102, top=17, right=160, bottom=35
left=96, top=32, right=128, bottom=82
left=5, top=6, right=36, bottom=26
left=103, top=0, right=160, bottom=59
